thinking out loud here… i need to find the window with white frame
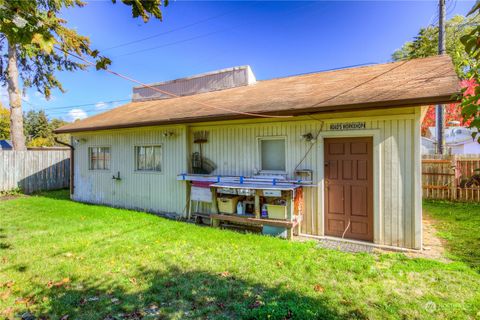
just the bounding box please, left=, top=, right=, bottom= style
left=89, top=147, right=111, bottom=170
left=259, top=137, right=286, bottom=172
left=135, top=145, right=162, bottom=172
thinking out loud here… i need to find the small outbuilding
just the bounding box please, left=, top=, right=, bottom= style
left=56, top=55, right=460, bottom=250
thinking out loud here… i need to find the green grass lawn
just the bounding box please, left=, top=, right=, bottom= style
left=0, top=191, right=479, bottom=320
left=424, top=200, right=480, bottom=273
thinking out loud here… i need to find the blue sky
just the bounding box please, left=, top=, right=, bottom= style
left=1, top=0, right=475, bottom=121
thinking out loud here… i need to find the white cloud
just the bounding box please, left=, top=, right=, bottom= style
left=22, top=93, right=30, bottom=102
left=67, top=108, right=87, bottom=122
left=95, top=101, right=108, bottom=110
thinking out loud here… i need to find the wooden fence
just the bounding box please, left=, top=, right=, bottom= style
left=422, top=154, right=480, bottom=201
left=0, top=150, right=70, bottom=194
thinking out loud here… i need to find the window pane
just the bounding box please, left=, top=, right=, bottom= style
left=99, top=148, right=105, bottom=170
left=154, top=146, right=162, bottom=171
left=92, top=148, right=98, bottom=170
left=89, top=147, right=110, bottom=170
left=89, top=148, right=94, bottom=169
left=261, top=139, right=286, bottom=171
left=135, top=146, right=161, bottom=171
left=146, top=146, right=154, bottom=170
left=137, top=147, right=145, bottom=170
left=103, top=148, right=110, bottom=169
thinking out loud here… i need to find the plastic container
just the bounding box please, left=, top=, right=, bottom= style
left=266, top=204, right=287, bottom=220
left=261, top=204, right=268, bottom=218
left=236, top=201, right=244, bottom=214
left=217, top=196, right=239, bottom=214
left=262, top=226, right=287, bottom=238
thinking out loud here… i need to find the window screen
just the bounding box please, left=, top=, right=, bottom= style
left=135, top=146, right=162, bottom=172
left=89, top=147, right=110, bottom=170
left=260, top=138, right=286, bottom=171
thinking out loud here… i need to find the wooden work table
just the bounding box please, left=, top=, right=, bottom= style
left=178, top=174, right=307, bottom=239
left=209, top=182, right=303, bottom=239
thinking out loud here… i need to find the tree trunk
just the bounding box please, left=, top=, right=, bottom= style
left=6, top=42, right=26, bottom=150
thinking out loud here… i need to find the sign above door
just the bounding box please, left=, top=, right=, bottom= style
left=329, top=122, right=366, bottom=131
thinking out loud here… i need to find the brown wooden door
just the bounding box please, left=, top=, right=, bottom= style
left=324, top=137, right=373, bottom=242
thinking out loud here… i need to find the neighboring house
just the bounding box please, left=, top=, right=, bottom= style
left=55, top=55, right=459, bottom=250
left=0, top=140, right=13, bottom=150
left=423, top=125, right=480, bottom=155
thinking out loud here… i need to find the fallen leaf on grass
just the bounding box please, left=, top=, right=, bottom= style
left=2, top=281, right=14, bottom=288
left=313, top=284, right=324, bottom=293
left=15, top=296, right=33, bottom=306
left=0, top=289, right=11, bottom=300
left=129, top=277, right=138, bottom=286
left=60, top=315, right=69, bottom=320
left=1, top=306, right=14, bottom=318
left=220, top=271, right=230, bottom=278
left=47, top=278, right=70, bottom=288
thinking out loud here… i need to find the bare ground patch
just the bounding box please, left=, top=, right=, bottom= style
left=406, top=214, right=449, bottom=262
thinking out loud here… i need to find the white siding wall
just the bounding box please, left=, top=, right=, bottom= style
left=71, top=107, right=421, bottom=249
left=72, top=126, right=187, bottom=214
left=189, top=109, right=420, bottom=248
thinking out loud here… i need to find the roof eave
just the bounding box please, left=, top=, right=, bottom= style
left=54, top=94, right=459, bottom=134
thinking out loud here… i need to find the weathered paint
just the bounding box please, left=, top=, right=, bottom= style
left=72, top=106, right=422, bottom=249
left=72, top=126, right=188, bottom=214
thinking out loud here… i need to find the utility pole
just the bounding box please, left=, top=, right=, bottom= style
left=436, top=0, right=446, bottom=154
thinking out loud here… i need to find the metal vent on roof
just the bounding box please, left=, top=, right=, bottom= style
left=132, top=66, right=256, bottom=102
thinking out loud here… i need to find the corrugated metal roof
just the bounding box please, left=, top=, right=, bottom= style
left=132, top=66, right=256, bottom=101
left=56, top=55, right=460, bottom=134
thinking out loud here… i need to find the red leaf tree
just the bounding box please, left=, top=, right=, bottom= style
left=422, top=103, right=472, bottom=136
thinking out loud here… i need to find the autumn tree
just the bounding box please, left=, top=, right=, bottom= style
left=393, top=13, right=480, bottom=136
left=0, top=0, right=168, bottom=150
left=459, top=1, right=480, bottom=135
left=0, top=103, right=9, bottom=140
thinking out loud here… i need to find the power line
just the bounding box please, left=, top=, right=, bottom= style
left=113, top=2, right=317, bottom=58
left=102, top=10, right=235, bottom=52
left=55, top=47, right=292, bottom=119
left=114, top=25, right=240, bottom=58
left=30, top=98, right=130, bottom=112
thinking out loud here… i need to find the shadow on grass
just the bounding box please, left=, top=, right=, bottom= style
left=17, top=267, right=350, bottom=320
left=32, top=189, right=71, bottom=201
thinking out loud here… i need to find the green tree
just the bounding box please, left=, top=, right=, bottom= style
left=0, top=0, right=168, bottom=150
left=50, top=117, right=70, bottom=145
left=24, top=109, right=50, bottom=141
left=0, top=103, right=10, bottom=140
left=392, top=14, right=480, bottom=77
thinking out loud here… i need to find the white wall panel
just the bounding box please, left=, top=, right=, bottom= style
left=71, top=107, right=420, bottom=249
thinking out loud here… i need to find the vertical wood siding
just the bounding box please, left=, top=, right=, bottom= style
left=72, top=126, right=187, bottom=214
left=0, top=150, right=70, bottom=193
left=72, top=108, right=419, bottom=248
left=190, top=114, right=418, bottom=248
